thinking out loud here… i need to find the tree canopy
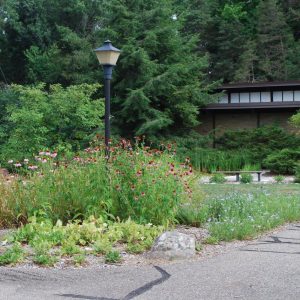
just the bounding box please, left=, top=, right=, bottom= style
left=1, top=0, right=300, bottom=138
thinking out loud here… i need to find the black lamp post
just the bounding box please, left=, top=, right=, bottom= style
left=94, top=40, right=121, bottom=158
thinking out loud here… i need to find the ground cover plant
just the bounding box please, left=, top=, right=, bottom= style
left=0, top=217, right=163, bottom=266
left=177, top=184, right=300, bottom=241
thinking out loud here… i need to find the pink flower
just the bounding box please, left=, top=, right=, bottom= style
left=28, top=165, right=38, bottom=170
left=14, top=163, right=22, bottom=167
left=50, top=152, right=57, bottom=158
left=39, top=151, right=46, bottom=156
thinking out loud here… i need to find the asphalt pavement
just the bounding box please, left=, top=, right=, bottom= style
left=0, top=223, right=299, bottom=300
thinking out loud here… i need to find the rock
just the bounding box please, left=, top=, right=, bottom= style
left=148, top=231, right=195, bottom=260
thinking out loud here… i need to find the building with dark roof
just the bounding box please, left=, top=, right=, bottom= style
left=197, top=81, right=300, bottom=137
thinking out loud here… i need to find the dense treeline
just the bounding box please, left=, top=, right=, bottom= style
left=0, top=0, right=300, bottom=139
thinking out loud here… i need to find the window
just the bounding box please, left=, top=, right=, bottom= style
left=273, top=91, right=282, bottom=102
left=283, top=91, right=293, bottom=102
left=250, top=92, right=260, bottom=103
left=240, top=93, right=250, bottom=103
left=261, top=92, right=271, bottom=102
left=231, top=93, right=239, bottom=103
left=219, top=95, right=228, bottom=103
left=295, top=91, right=300, bottom=102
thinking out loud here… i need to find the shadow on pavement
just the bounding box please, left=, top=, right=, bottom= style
left=58, top=265, right=171, bottom=300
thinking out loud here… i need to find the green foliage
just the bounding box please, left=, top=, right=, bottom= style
left=0, top=143, right=193, bottom=227
left=3, top=216, right=162, bottom=266
left=187, top=148, right=253, bottom=173
left=105, top=251, right=121, bottom=264
left=0, top=243, right=25, bottom=266
left=274, top=175, right=285, bottom=183
left=240, top=173, right=253, bottom=184
left=33, top=254, right=58, bottom=266
left=215, top=126, right=300, bottom=164
left=209, top=173, right=226, bottom=184
left=290, top=110, right=300, bottom=128
left=0, top=84, right=104, bottom=161
left=295, top=164, right=300, bottom=183
left=73, top=254, right=86, bottom=266
left=263, top=148, right=300, bottom=174
left=93, top=238, right=112, bottom=255
left=198, top=186, right=300, bottom=241
left=203, top=236, right=219, bottom=245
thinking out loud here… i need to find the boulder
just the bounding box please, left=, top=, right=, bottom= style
left=148, top=231, right=195, bottom=260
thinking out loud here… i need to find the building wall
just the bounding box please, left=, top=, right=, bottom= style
left=196, top=110, right=298, bottom=136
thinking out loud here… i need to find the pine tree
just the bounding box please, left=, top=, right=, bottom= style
left=256, top=0, right=293, bottom=80
left=234, top=40, right=258, bottom=82
left=97, top=0, right=212, bottom=137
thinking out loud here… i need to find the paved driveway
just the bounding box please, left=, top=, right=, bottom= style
left=1, top=223, right=300, bottom=300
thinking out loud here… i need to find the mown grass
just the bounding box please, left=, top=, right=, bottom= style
left=177, top=184, right=300, bottom=241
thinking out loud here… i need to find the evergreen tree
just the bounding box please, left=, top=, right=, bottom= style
left=234, top=40, right=258, bottom=82
left=256, top=0, right=293, bottom=80
left=97, top=0, right=213, bottom=136
left=0, top=0, right=104, bottom=84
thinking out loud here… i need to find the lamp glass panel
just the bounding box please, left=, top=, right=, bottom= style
left=283, top=91, right=293, bottom=102
left=261, top=92, right=270, bottom=102
left=231, top=93, right=239, bottom=103
left=95, top=51, right=120, bottom=65
left=250, top=92, right=260, bottom=103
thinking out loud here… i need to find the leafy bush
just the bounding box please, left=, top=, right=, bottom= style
left=0, top=243, right=25, bottom=266
left=215, top=126, right=300, bottom=163
left=0, top=84, right=104, bottom=162
left=209, top=173, right=226, bottom=183
left=263, top=148, right=300, bottom=174
left=105, top=251, right=121, bottom=263
left=240, top=173, right=253, bottom=184
left=274, top=175, right=285, bottom=183
left=295, top=164, right=300, bottom=183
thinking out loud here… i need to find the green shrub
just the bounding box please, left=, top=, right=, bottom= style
left=0, top=243, right=25, bottom=266
left=215, top=126, right=300, bottom=163
left=209, top=173, right=226, bottom=183
left=0, top=84, right=104, bottom=163
left=274, top=175, right=285, bottom=183
left=105, top=251, right=121, bottom=263
left=263, top=148, right=300, bottom=174
left=295, top=164, right=300, bottom=183
left=240, top=173, right=253, bottom=184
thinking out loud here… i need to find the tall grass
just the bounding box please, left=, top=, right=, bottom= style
left=182, top=148, right=256, bottom=173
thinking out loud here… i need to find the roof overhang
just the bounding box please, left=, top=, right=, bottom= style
left=217, top=81, right=300, bottom=92
left=203, top=102, right=300, bottom=110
